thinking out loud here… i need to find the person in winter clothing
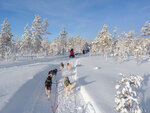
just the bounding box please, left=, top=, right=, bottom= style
left=69, top=49, right=75, bottom=58
left=64, top=77, right=76, bottom=96
left=45, top=72, right=52, bottom=99
left=83, top=50, right=85, bottom=54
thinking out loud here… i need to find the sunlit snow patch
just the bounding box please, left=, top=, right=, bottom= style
left=94, top=67, right=101, bottom=70
left=27, top=76, right=33, bottom=80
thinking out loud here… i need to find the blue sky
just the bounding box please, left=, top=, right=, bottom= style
left=0, top=0, right=150, bottom=41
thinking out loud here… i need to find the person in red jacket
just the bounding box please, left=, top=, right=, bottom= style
left=69, top=48, right=75, bottom=58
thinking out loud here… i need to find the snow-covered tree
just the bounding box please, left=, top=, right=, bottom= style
left=141, top=38, right=150, bottom=56
left=21, top=24, right=33, bottom=55
left=74, top=36, right=87, bottom=53
left=113, top=27, right=119, bottom=41
left=109, top=27, right=119, bottom=58
left=131, top=38, right=143, bottom=63
left=141, top=21, right=150, bottom=37
left=0, top=33, right=4, bottom=58
left=52, top=37, right=61, bottom=55
left=115, top=73, right=143, bottom=113
left=0, top=18, right=13, bottom=60
left=91, top=25, right=112, bottom=59
left=66, top=37, right=74, bottom=52
left=51, top=26, right=68, bottom=55
left=41, top=36, right=50, bottom=56
left=66, top=36, right=88, bottom=54
left=121, top=32, right=128, bottom=39
left=11, top=38, right=19, bottom=61
left=126, top=30, right=135, bottom=39
left=112, top=30, right=137, bottom=61
left=59, top=26, right=67, bottom=54
left=15, top=35, right=21, bottom=53
left=31, top=15, right=43, bottom=55
left=47, top=41, right=54, bottom=55
left=41, top=18, right=50, bottom=56
left=83, top=41, right=89, bottom=52
left=42, top=18, right=50, bottom=39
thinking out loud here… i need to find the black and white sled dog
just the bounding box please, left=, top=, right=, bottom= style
left=49, top=69, right=58, bottom=77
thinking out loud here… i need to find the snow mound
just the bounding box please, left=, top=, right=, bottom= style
left=94, top=67, right=101, bottom=70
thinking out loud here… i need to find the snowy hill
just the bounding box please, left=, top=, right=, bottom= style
left=0, top=55, right=150, bottom=113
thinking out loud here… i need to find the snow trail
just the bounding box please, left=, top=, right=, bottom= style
left=56, top=58, right=92, bottom=113
left=1, top=63, right=60, bottom=113
left=0, top=56, right=96, bottom=113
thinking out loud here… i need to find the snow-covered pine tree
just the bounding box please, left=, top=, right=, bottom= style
left=141, top=38, right=150, bottom=56
left=0, top=18, right=13, bottom=61
left=41, top=36, right=50, bottom=56
left=47, top=41, right=53, bottom=55
left=141, top=21, right=150, bottom=37
left=52, top=37, right=61, bottom=55
left=66, top=37, right=73, bottom=52
left=42, top=18, right=50, bottom=38
left=110, top=27, right=119, bottom=58
left=74, top=35, right=86, bottom=53
left=115, top=73, right=143, bottom=113
left=12, top=35, right=21, bottom=60
left=123, top=30, right=135, bottom=58
left=41, top=18, right=50, bottom=56
left=59, top=26, right=67, bottom=54
left=126, top=30, right=135, bottom=39
left=91, top=41, right=99, bottom=54
left=66, top=36, right=88, bottom=54
left=21, top=24, right=33, bottom=56
left=130, top=37, right=143, bottom=63
left=121, top=32, right=128, bottom=39
left=0, top=33, right=4, bottom=59
left=31, top=15, right=43, bottom=55
left=113, top=27, right=119, bottom=41
left=91, top=25, right=111, bottom=59
left=52, top=27, right=68, bottom=55
left=15, top=35, right=21, bottom=53
left=83, top=41, right=89, bottom=53
left=113, top=30, right=135, bottom=61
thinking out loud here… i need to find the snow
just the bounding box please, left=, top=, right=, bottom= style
left=76, top=55, right=150, bottom=113
left=0, top=55, right=150, bottom=113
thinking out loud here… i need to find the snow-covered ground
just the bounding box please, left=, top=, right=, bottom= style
left=0, top=55, right=150, bottom=113
left=76, top=55, right=150, bottom=113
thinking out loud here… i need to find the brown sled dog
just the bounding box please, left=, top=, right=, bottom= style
left=60, top=62, right=64, bottom=71
left=64, top=77, right=76, bottom=96
left=67, top=63, right=72, bottom=71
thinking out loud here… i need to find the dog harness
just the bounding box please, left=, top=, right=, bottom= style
left=45, top=77, right=52, bottom=87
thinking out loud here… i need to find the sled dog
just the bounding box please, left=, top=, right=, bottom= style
left=64, top=77, right=76, bottom=96
left=45, top=73, right=52, bottom=99
left=60, top=62, right=64, bottom=71
left=67, top=63, right=72, bottom=71
left=49, top=69, right=58, bottom=77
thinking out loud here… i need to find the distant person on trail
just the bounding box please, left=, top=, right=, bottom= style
left=45, top=72, right=52, bottom=99
left=69, top=48, right=75, bottom=58
left=83, top=50, right=85, bottom=54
